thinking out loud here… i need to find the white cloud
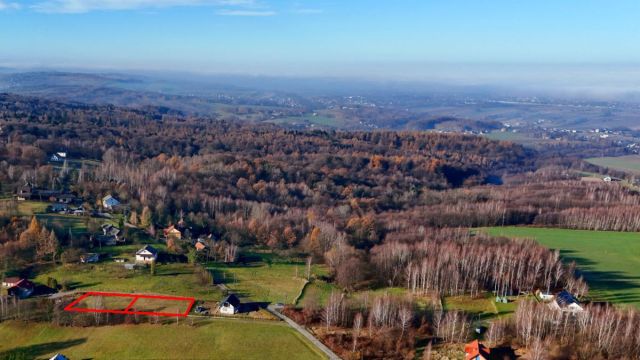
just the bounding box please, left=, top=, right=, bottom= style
left=31, top=0, right=255, bottom=13
left=217, top=9, right=275, bottom=16
left=0, top=1, right=21, bottom=10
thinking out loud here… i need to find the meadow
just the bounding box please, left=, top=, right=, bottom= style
left=35, top=246, right=221, bottom=301
left=484, top=227, right=640, bottom=307
left=208, top=253, right=329, bottom=304
left=586, top=155, right=640, bottom=174
left=0, top=319, right=326, bottom=360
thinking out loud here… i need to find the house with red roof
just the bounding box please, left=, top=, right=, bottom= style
left=7, top=279, right=35, bottom=299
left=2, top=277, right=22, bottom=288
left=465, top=340, right=491, bottom=360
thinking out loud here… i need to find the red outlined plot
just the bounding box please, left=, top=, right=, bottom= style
left=64, top=292, right=195, bottom=317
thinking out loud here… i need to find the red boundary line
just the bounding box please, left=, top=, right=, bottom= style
left=64, top=292, right=195, bottom=317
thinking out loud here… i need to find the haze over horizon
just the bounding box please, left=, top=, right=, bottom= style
left=1, top=0, right=640, bottom=96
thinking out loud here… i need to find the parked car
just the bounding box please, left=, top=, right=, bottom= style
left=194, top=306, right=209, bottom=315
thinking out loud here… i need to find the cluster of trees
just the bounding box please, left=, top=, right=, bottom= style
left=377, top=169, right=640, bottom=231
left=290, top=292, right=427, bottom=359
left=370, top=234, right=588, bottom=297
left=0, top=217, right=58, bottom=268
left=488, top=300, right=640, bottom=359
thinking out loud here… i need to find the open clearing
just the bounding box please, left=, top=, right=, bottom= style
left=586, top=155, right=640, bottom=174
left=0, top=320, right=326, bottom=360
left=484, top=227, right=640, bottom=307
left=208, top=252, right=329, bottom=304
left=35, top=246, right=221, bottom=301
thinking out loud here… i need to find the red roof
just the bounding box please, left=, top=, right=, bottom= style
left=465, top=340, right=491, bottom=360
left=3, top=277, right=22, bottom=284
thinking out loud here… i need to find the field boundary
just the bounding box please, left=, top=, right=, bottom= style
left=64, top=291, right=195, bottom=317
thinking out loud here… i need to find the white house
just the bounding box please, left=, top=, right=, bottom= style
left=135, top=245, right=158, bottom=264
left=219, top=294, right=241, bottom=315
left=102, top=195, right=121, bottom=209
left=550, top=290, right=584, bottom=313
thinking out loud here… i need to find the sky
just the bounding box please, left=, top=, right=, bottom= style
left=1, top=0, right=640, bottom=88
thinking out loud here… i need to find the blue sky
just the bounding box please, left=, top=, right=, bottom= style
left=1, top=0, right=639, bottom=81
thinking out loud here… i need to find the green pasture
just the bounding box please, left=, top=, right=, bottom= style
left=484, top=227, right=640, bottom=307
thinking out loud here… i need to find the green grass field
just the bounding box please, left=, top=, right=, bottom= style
left=209, top=260, right=322, bottom=304
left=586, top=155, right=640, bottom=174
left=484, top=227, right=640, bottom=307
left=35, top=247, right=221, bottom=301
left=0, top=320, right=326, bottom=360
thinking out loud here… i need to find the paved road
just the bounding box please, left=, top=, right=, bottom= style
left=267, top=305, right=341, bottom=360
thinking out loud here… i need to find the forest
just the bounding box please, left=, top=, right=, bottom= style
left=1, top=93, right=639, bottom=359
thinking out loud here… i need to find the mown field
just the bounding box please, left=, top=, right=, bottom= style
left=34, top=246, right=221, bottom=301
left=208, top=253, right=329, bottom=304
left=0, top=319, right=326, bottom=360
left=484, top=227, right=640, bottom=307
left=586, top=155, right=640, bottom=174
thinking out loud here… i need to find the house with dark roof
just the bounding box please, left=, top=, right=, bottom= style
left=49, top=353, right=69, bottom=360
left=96, top=224, right=124, bottom=246
left=219, top=294, right=241, bottom=315
left=550, top=290, right=584, bottom=313
left=464, top=340, right=491, bottom=360
left=7, top=279, right=35, bottom=299
left=135, top=245, right=158, bottom=264
left=53, top=193, right=77, bottom=204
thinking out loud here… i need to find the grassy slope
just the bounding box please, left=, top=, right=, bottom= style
left=35, top=246, right=221, bottom=301
left=485, top=227, right=640, bottom=307
left=586, top=155, right=640, bottom=174
left=0, top=320, right=326, bottom=360
left=209, top=261, right=324, bottom=304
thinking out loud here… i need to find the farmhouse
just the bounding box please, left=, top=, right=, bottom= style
left=16, top=183, right=61, bottom=201
left=464, top=340, right=491, bottom=360
left=102, top=195, right=121, bottom=210
left=53, top=193, right=77, bottom=204
left=95, top=224, right=124, bottom=246
left=7, top=279, right=35, bottom=299
left=219, top=294, right=241, bottom=315
left=135, top=245, right=158, bottom=264
left=195, top=240, right=208, bottom=252
left=550, top=290, right=584, bottom=313
left=164, top=225, right=182, bottom=240
left=2, top=277, right=23, bottom=288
